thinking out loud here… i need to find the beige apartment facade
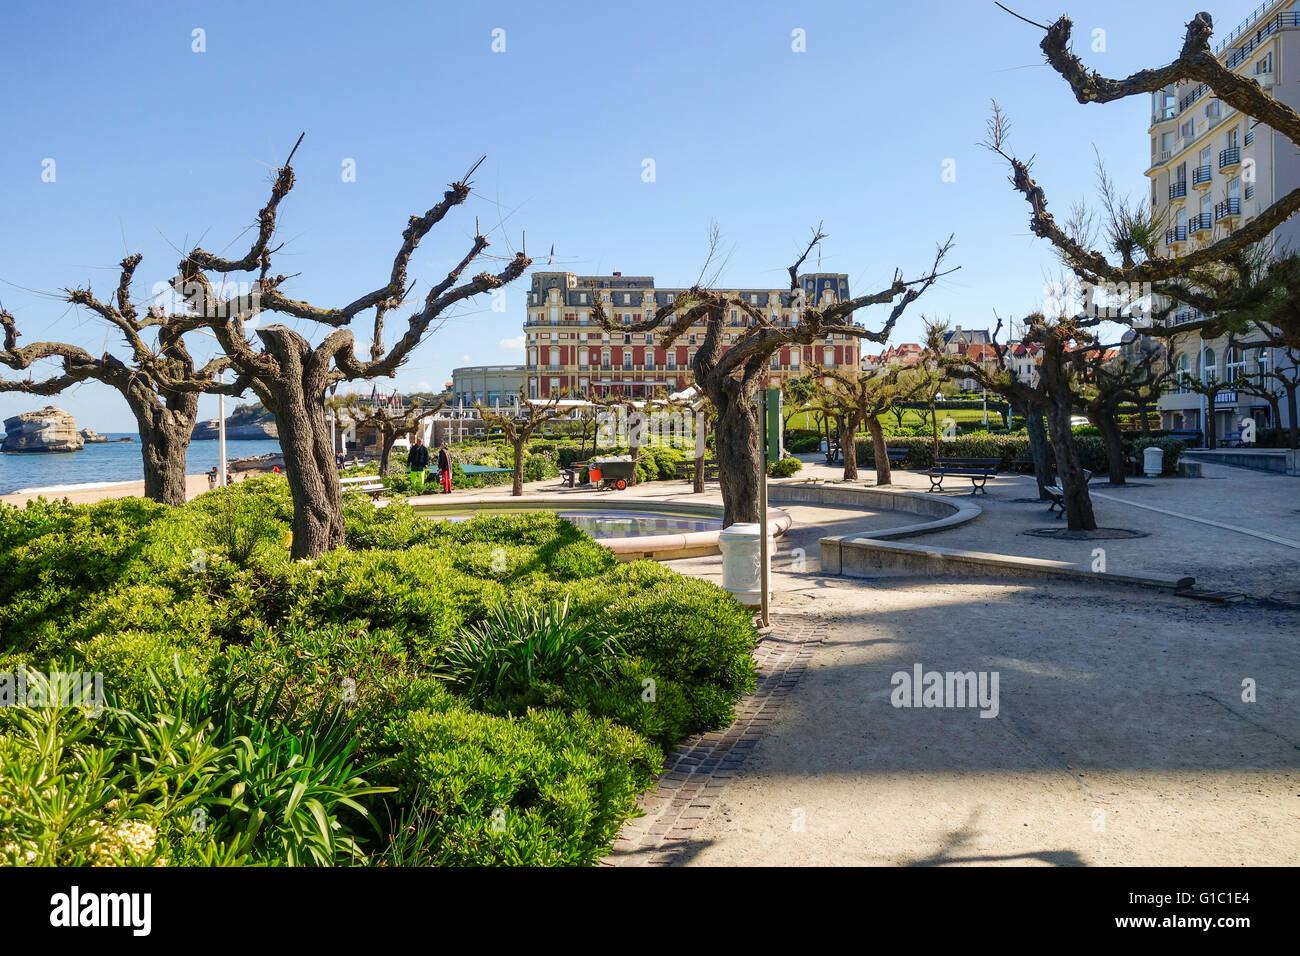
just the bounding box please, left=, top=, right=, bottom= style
left=521, top=270, right=860, bottom=399
left=1148, top=0, right=1300, bottom=438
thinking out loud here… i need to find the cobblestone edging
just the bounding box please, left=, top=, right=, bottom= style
left=603, top=612, right=828, bottom=866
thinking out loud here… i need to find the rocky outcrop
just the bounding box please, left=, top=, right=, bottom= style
left=2, top=407, right=84, bottom=453
left=79, top=428, right=109, bottom=443
left=192, top=418, right=279, bottom=440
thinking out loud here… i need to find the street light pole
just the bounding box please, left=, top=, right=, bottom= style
left=217, top=369, right=227, bottom=487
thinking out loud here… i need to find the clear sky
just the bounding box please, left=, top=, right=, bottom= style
left=0, top=0, right=1270, bottom=431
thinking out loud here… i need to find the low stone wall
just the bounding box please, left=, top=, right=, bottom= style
left=766, top=481, right=983, bottom=574
left=1184, top=448, right=1299, bottom=476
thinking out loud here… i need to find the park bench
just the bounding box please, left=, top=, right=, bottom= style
left=675, top=459, right=720, bottom=482
left=928, top=457, right=1000, bottom=494
left=561, top=461, right=588, bottom=487
left=882, top=447, right=908, bottom=466
left=1043, top=469, right=1094, bottom=517
left=1167, top=428, right=1202, bottom=447
left=339, top=474, right=386, bottom=497
left=1219, top=429, right=1247, bottom=448
left=821, top=439, right=841, bottom=465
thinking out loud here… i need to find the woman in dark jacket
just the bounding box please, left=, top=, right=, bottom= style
left=437, top=442, right=452, bottom=493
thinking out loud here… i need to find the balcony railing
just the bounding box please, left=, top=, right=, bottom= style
left=1166, top=226, right=1187, bottom=244
left=1189, top=213, right=1212, bottom=233
left=1246, top=182, right=1256, bottom=200
left=1245, top=128, right=1255, bottom=146
left=1179, top=84, right=1209, bottom=113
left=1221, top=12, right=1300, bottom=71
left=1214, top=198, right=1241, bottom=221
left=1219, top=146, right=1241, bottom=168
left=1169, top=180, right=1187, bottom=200
left=1192, top=165, right=1212, bottom=185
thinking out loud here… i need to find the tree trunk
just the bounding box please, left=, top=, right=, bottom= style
left=840, top=415, right=859, bottom=481
left=131, top=393, right=196, bottom=507
left=511, top=438, right=525, bottom=496
left=1286, top=385, right=1300, bottom=449
left=693, top=449, right=705, bottom=494
left=629, top=439, right=641, bottom=486
left=379, top=430, right=397, bottom=476
left=1025, top=405, right=1053, bottom=500
left=866, top=414, right=891, bottom=486
left=713, top=392, right=761, bottom=526
left=1093, top=413, right=1128, bottom=486
left=259, top=328, right=345, bottom=560
left=1046, top=399, right=1096, bottom=530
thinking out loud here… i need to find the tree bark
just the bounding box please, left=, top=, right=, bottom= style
left=1093, top=412, right=1128, bottom=486
left=379, top=430, right=398, bottom=476
left=713, top=392, right=761, bottom=526
left=866, top=414, right=891, bottom=486
left=1046, top=399, right=1096, bottom=530
left=1025, top=406, right=1053, bottom=500
left=839, top=415, right=860, bottom=481
left=1286, top=385, right=1300, bottom=448
left=131, top=391, right=197, bottom=507
left=511, top=438, right=525, bottom=496
left=258, top=328, right=345, bottom=560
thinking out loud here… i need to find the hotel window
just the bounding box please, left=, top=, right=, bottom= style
left=548, top=349, right=559, bottom=370
left=645, top=333, right=653, bottom=345
left=579, top=293, right=588, bottom=304
left=1257, top=52, right=1273, bottom=74
left=667, top=352, right=676, bottom=369
left=578, top=350, right=588, bottom=368
left=622, top=313, right=632, bottom=325
left=1181, top=118, right=1194, bottom=140
left=623, top=334, right=631, bottom=344
left=623, top=352, right=632, bottom=370
left=1225, top=346, right=1248, bottom=381
left=770, top=353, right=779, bottom=369
left=666, top=293, right=675, bottom=303
left=1203, top=348, right=1217, bottom=383
left=549, top=307, right=559, bottom=323
left=624, top=293, right=632, bottom=304
left=750, top=294, right=759, bottom=305
left=528, top=348, right=537, bottom=367
left=1205, top=98, right=1220, bottom=119
left=790, top=350, right=800, bottom=368
left=689, top=334, right=697, bottom=345
left=601, top=349, right=611, bottom=369
left=529, top=379, right=538, bottom=399
left=565, top=312, right=576, bottom=322
left=645, top=353, right=655, bottom=371
left=823, top=347, right=835, bottom=366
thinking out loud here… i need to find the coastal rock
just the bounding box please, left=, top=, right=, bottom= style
left=192, top=418, right=279, bottom=440
left=2, top=406, right=84, bottom=453
left=79, top=428, right=109, bottom=443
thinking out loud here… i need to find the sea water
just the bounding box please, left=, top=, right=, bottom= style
left=0, top=435, right=283, bottom=495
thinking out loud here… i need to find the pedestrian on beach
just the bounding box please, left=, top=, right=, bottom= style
left=407, top=436, right=430, bottom=476
left=438, top=441, right=452, bottom=494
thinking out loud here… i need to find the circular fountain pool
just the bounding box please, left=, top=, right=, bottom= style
left=411, top=498, right=789, bottom=560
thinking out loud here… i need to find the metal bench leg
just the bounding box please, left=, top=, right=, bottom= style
left=929, top=478, right=943, bottom=493
left=970, top=477, right=987, bottom=495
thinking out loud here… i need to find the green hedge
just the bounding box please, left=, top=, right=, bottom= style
left=0, top=480, right=758, bottom=866
left=853, top=434, right=1031, bottom=469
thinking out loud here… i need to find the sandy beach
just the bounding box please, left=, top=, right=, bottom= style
left=0, top=474, right=214, bottom=508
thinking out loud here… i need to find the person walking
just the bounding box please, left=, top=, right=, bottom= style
left=437, top=441, right=453, bottom=494
left=407, top=436, right=430, bottom=477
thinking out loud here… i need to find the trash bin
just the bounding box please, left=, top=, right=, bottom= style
left=1143, top=445, right=1164, bottom=477
left=718, top=522, right=774, bottom=607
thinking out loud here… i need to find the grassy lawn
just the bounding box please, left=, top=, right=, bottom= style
left=785, top=407, right=1000, bottom=432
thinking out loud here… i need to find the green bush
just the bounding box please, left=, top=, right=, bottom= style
left=0, top=478, right=760, bottom=866
left=767, top=456, right=803, bottom=478
left=854, top=434, right=1031, bottom=469
left=383, top=701, right=659, bottom=866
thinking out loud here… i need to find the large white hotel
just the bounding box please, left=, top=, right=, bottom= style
left=1149, top=0, right=1300, bottom=438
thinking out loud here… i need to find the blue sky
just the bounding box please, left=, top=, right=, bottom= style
left=0, top=0, right=1269, bottom=431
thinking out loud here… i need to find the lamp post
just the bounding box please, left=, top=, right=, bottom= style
left=217, top=369, right=227, bottom=487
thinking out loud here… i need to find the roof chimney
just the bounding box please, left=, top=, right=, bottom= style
left=612, top=271, right=621, bottom=277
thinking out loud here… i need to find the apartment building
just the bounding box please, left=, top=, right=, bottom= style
left=1148, top=0, right=1300, bottom=437
left=520, top=270, right=859, bottom=398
